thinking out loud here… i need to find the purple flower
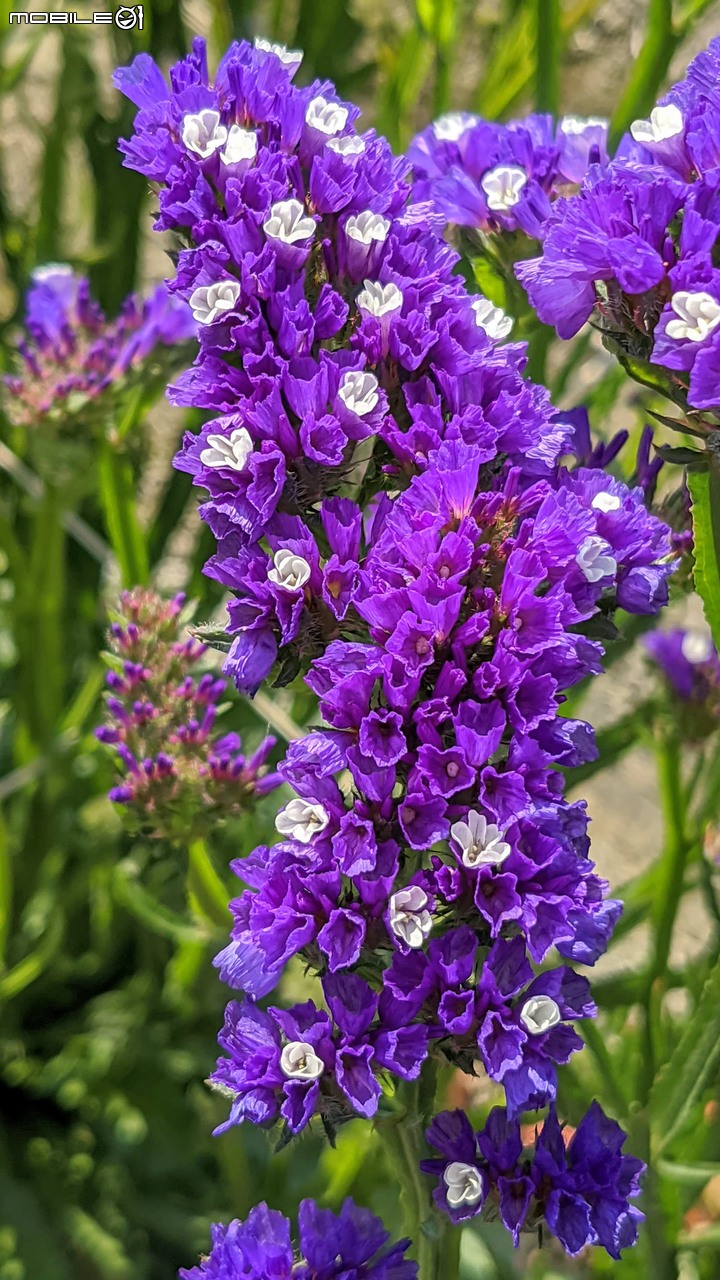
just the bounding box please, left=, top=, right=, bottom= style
left=409, top=111, right=609, bottom=242
left=645, top=627, right=720, bottom=705
left=116, top=42, right=673, bottom=1256
left=423, top=1101, right=644, bottom=1257
left=179, top=1198, right=417, bottom=1280
left=5, top=265, right=194, bottom=428
left=97, top=589, right=279, bottom=838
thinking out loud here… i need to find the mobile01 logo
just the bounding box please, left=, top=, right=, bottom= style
left=9, top=6, right=143, bottom=27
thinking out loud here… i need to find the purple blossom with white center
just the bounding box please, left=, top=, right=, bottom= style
left=422, top=1102, right=644, bottom=1257
left=503, top=36, right=720, bottom=420
left=179, top=1199, right=417, bottom=1280
left=211, top=971, right=428, bottom=1136
left=409, top=110, right=609, bottom=241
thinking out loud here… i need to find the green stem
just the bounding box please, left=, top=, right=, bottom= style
left=375, top=1073, right=460, bottom=1280
left=650, top=732, right=689, bottom=983
left=187, top=838, right=231, bottom=930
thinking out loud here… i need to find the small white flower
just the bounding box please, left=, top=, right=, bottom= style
left=189, top=280, right=241, bottom=325
left=559, top=114, right=608, bottom=136
left=450, top=811, right=512, bottom=869
left=681, top=630, right=714, bottom=664
left=388, top=886, right=433, bottom=949
left=182, top=109, right=228, bottom=159
left=200, top=427, right=253, bottom=471
left=338, top=370, right=380, bottom=417
left=520, top=995, right=562, bottom=1036
left=327, top=135, right=366, bottom=156
left=630, top=103, right=683, bottom=145
left=275, top=798, right=329, bottom=844
left=263, top=198, right=316, bottom=246
left=433, top=112, right=475, bottom=142
left=345, top=210, right=391, bottom=246
left=443, top=1162, right=484, bottom=1208
left=254, top=37, right=303, bottom=70
left=357, top=279, right=403, bottom=319
left=268, top=548, right=312, bottom=592
left=591, top=490, right=622, bottom=513
left=575, top=536, right=617, bottom=584
left=666, top=291, right=720, bottom=343
left=472, top=296, right=513, bottom=340
left=279, top=1041, right=324, bottom=1080
left=220, top=125, right=258, bottom=167
left=481, top=165, right=527, bottom=212
left=305, top=95, right=349, bottom=137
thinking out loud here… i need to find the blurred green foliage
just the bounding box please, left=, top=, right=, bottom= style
left=1, top=2, right=720, bottom=1278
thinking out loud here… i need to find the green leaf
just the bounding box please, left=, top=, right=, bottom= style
left=658, top=1158, right=720, bottom=1187
left=98, top=443, right=149, bottom=587
left=649, top=951, right=720, bottom=1155
left=534, top=0, right=560, bottom=113
left=688, top=465, right=720, bottom=650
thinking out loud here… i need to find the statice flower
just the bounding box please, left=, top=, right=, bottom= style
left=115, top=37, right=674, bottom=1261
left=180, top=1198, right=417, bottom=1280
left=410, top=111, right=609, bottom=242
left=97, top=588, right=280, bottom=839
left=210, top=971, right=429, bottom=1137
left=514, top=36, right=720, bottom=417
left=422, top=1104, right=644, bottom=1258
left=4, top=264, right=195, bottom=429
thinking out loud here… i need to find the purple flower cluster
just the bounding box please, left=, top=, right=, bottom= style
left=115, top=36, right=671, bottom=1258
left=5, top=264, right=195, bottom=427
left=409, top=110, right=608, bottom=244
left=180, top=1199, right=416, bottom=1280
left=422, top=1103, right=644, bottom=1258
left=97, top=588, right=280, bottom=839
left=515, top=37, right=720, bottom=413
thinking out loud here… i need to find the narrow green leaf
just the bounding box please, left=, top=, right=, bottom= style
left=0, top=811, right=12, bottom=968
left=98, top=442, right=149, bottom=587
left=649, top=951, right=720, bottom=1154
left=658, top=1158, right=720, bottom=1187
left=688, top=466, right=720, bottom=650
left=535, top=0, right=560, bottom=113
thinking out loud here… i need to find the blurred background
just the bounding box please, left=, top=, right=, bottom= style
left=2, top=2, right=720, bottom=1279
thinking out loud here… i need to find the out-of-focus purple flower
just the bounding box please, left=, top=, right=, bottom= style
left=645, top=627, right=720, bottom=705
left=97, top=588, right=279, bottom=838
left=179, top=1198, right=417, bottom=1280
left=5, top=265, right=195, bottom=427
